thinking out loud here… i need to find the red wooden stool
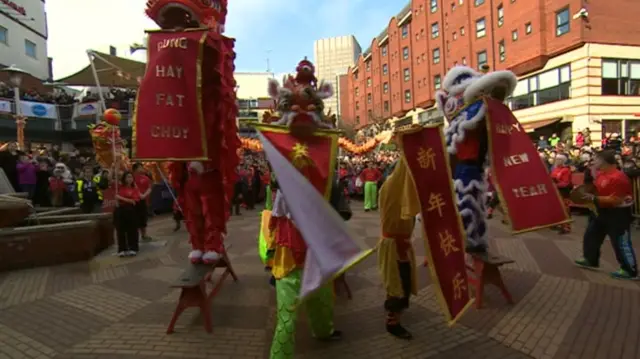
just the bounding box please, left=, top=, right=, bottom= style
left=466, top=253, right=514, bottom=309
left=166, top=248, right=238, bottom=334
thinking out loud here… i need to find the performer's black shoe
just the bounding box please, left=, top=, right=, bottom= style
left=319, top=330, right=343, bottom=341
left=173, top=221, right=181, bottom=232
left=386, top=324, right=412, bottom=340
left=465, top=244, right=487, bottom=254
left=269, top=275, right=276, bottom=287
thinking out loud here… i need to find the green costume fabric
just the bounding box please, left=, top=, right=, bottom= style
left=270, top=269, right=335, bottom=359
left=364, top=181, right=378, bottom=210
left=265, top=185, right=273, bottom=210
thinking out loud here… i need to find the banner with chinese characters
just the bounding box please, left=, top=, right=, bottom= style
left=485, top=98, right=570, bottom=233
left=132, top=30, right=209, bottom=161
left=398, top=125, right=474, bottom=325
left=255, top=124, right=338, bottom=199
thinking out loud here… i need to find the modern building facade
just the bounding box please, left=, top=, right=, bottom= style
left=313, top=36, right=362, bottom=118
left=340, top=0, right=640, bottom=145
left=0, top=0, right=50, bottom=80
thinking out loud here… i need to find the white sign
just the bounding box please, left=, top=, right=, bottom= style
left=19, top=101, right=58, bottom=119
left=73, top=102, right=99, bottom=117
left=0, top=100, right=11, bottom=113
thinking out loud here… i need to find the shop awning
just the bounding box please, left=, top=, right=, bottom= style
left=521, top=118, right=563, bottom=133
left=54, top=51, right=146, bottom=88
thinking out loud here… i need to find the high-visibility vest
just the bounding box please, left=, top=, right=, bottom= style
left=76, top=175, right=103, bottom=203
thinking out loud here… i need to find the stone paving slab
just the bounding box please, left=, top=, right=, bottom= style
left=0, top=205, right=638, bottom=358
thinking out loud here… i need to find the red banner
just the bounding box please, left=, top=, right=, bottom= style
left=485, top=98, right=570, bottom=233
left=132, top=30, right=209, bottom=161
left=255, top=125, right=338, bottom=198
left=399, top=126, right=474, bottom=325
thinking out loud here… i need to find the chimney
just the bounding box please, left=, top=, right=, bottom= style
left=109, top=46, right=117, bottom=56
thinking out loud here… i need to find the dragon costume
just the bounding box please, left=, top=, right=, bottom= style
left=260, top=59, right=345, bottom=359
left=143, top=0, right=240, bottom=264
left=435, top=66, right=517, bottom=253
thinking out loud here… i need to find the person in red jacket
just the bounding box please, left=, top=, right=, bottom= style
left=115, top=171, right=142, bottom=257
left=133, top=163, right=153, bottom=241
left=550, top=154, right=573, bottom=234
left=359, top=161, right=382, bottom=211
left=575, top=150, right=638, bottom=279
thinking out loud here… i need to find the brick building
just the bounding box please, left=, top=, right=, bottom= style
left=340, top=0, right=640, bottom=145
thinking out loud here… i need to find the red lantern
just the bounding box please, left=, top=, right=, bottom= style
left=103, top=108, right=122, bottom=126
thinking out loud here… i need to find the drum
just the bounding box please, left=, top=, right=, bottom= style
left=570, top=184, right=597, bottom=205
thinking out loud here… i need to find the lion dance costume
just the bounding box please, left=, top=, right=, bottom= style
left=143, top=0, right=240, bottom=264
left=435, top=66, right=517, bottom=253
left=260, top=59, right=343, bottom=359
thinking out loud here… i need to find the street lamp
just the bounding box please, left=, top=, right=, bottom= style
left=0, top=65, right=29, bottom=149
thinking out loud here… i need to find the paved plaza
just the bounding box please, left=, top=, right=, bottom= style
left=0, top=206, right=639, bottom=359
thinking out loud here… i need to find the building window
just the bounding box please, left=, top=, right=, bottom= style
left=475, top=0, right=485, bottom=5
left=402, top=25, right=409, bottom=38
left=404, top=68, right=410, bottom=82
left=498, top=40, right=505, bottom=62
left=434, top=75, right=442, bottom=90
left=497, top=5, right=504, bottom=27
left=367, top=93, right=372, bottom=104
left=355, top=102, right=360, bottom=110
left=383, top=82, right=389, bottom=93
left=477, top=51, right=488, bottom=68
left=430, top=0, right=438, bottom=12
left=460, top=26, right=465, bottom=36
left=602, top=59, right=640, bottom=96
left=556, top=8, right=570, bottom=36
left=367, top=77, right=371, bottom=87
left=451, top=2, right=456, bottom=11
left=403, top=46, right=409, bottom=60
left=460, top=0, right=464, bottom=4
left=355, top=87, right=359, bottom=96
left=433, top=48, right=441, bottom=64
left=366, top=61, right=371, bottom=71
left=25, top=40, right=37, bottom=58
left=384, top=101, right=389, bottom=112
left=512, top=30, right=518, bottom=41
left=404, top=90, right=411, bottom=103
left=0, top=26, right=7, bottom=45
left=383, top=64, right=388, bottom=75
left=525, top=22, right=532, bottom=34
left=507, top=65, right=571, bottom=110
left=476, top=18, right=486, bottom=38
left=382, top=46, right=387, bottom=57
left=462, top=57, right=467, bottom=65
left=453, top=31, right=457, bottom=40
left=432, top=22, right=439, bottom=38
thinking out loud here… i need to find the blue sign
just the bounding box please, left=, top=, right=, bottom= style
left=31, top=104, right=47, bottom=117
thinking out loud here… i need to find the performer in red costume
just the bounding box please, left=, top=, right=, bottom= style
left=143, top=0, right=240, bottom=264
left=550, top=154, right=573, bottom=234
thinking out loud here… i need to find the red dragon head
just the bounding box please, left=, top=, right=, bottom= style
left=145, top=0, right=227, bottom=31
left=266, top=58, right=334, bottom=138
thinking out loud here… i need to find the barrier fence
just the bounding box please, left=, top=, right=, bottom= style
left=0, top=97, right=135, bottom=121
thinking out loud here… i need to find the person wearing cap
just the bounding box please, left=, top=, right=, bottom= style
left=550, top=153, right=572, bottom=234
left=575, top=149, right=638, bottom=280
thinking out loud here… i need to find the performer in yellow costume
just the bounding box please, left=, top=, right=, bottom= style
left=377, top=157, right=420, bottom=339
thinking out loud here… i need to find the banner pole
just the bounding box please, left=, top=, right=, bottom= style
left=155, top=163, right=181, bottom=213
left=86, top=50, right=107, bottom=118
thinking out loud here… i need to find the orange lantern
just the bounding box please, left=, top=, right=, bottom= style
left=103, top=108, right=122, bottom=126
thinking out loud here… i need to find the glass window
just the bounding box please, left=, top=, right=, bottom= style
left=383, top=64, right=388, bottom=75
left=404, top=90, right=412, bottom=103
left=556, top=8, right=570, bottom=36
left=434, top=75, right=442, bottom=89
left=602, top=60, right=618, bottom=78
left=433, top=48, right=441, bottom=64
left=529, top=77, right=538, bottom=91
left=525, top=23, right=532, bottom=34
left=382, top=46, right=387, bottom=56
left=477, top=51, right=488, bottom=68
left=355, top=87, right=359, bottom=96
left=403, top=47, right=409, bottom=60
left=0, top=26, right=7, bottom=44
left=453, top=31, right=457, bottom=40
left=462, top=57, right=467, bottom=65
left=367, top=77, right=371, bottom=87
left=431, top=0, right=438, bottom=12
left=366, top=61, right=371, bottom=71
left=497, top=5, right=504, bottom=27
left=367, top=93, right=372, bottom=103
left=631, top=63, right=640, bottom=79
left=460, top=26, right=465, bottom=35
left=476, top=18, right=486, bottom=38
left=432, top=22, right=439, bottom=38
left=383, top=82, right=389, bottom=93
left=25, top=40, right=37, bottom=58
left=498, top=40, right=506, bottom=62
left=512, top=80, right=528, bottom=97
left=404, top=68, right=410, bottom=82
left=402, top=25, right=409, bottom=38
left=538, top=69, right=560, bottom=90
left=475, top=0, right=485, bottom=5
left=560, top=66, right=571, bottom=82
left=384, top=101, right=389, bottom=112
left=512, top=30, right=518, bottom=41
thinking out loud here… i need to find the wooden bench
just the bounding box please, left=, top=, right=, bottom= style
left=166, top=247, right=238, bottom=334
left=466, top=253, right=514, bottom=309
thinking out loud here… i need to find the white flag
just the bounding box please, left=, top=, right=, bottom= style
left=258, top=132, right=374, bottom=302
